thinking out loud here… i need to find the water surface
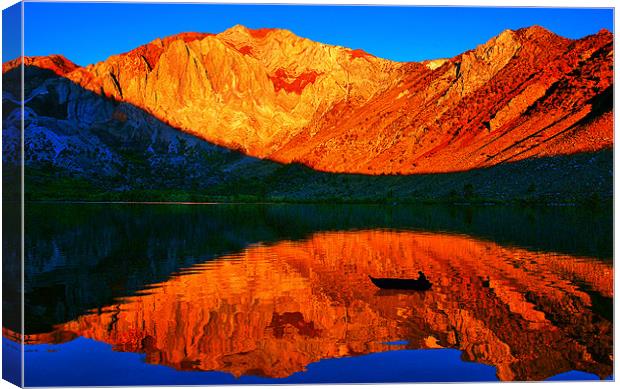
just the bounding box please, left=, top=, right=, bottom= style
left=6, top=203, right=613, bottom=385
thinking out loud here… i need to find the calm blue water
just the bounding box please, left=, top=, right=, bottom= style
left=21, top=337, right=611, bottom=386
left=23, top=337, right=500, bottom=386
left=3, top=204, right=613, bottom=385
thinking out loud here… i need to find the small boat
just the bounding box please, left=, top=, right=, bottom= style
left=369, top=272, right=432, bottom=291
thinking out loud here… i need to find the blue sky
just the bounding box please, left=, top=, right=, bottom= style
left=7, top=3, right=615, bottom=65
left=2, top=2, right=21, bottom=63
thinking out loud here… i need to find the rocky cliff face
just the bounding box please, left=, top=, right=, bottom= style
left=62, top=25, right=402, bottom=157
left=6, top=25, right=611, bottom=175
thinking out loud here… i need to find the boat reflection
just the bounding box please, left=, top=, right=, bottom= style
left=19, top=229, right=613, bottom=381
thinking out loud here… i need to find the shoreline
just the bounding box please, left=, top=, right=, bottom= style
left=20, top=197, right=609, bottom=208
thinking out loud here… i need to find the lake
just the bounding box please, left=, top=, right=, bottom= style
left=4, top=203, right=614, bottom=385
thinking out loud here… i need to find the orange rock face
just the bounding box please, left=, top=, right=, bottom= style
left=272, top=27, right=614, bottom=174
left=55, top=24, right=401, bottom=157
left=3, top=54, right=78, bottom=76
left=23, top=230, right=613, bottom=381
left=9, top=25, right=613, bottom=174
left=268, top=68, right=321, bottom=94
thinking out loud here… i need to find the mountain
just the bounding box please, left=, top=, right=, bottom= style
left=62, top=25, right=403, bottom=158
left=273, top=26, right=613, bottom=174
left=2, top=25, right=613, bottom=202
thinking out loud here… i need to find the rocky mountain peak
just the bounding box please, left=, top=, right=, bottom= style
left=2, top=54, right=79, bottom=75
left=220, top=24, right=284, bottom=40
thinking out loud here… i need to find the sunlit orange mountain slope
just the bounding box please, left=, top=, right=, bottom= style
left=5, top=25, right=612, bottom=174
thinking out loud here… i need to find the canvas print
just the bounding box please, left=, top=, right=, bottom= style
left=1, top=1, right=614, bottom=386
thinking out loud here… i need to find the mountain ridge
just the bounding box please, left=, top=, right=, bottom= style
left=269, top=25, right=612, bottom=174
left=6, top=24, right=610, bottom=175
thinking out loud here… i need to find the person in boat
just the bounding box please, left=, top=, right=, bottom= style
left=368, top=272, right=432, bottom=290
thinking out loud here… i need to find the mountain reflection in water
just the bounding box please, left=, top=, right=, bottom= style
left=17, top=228, right=613, bottom=382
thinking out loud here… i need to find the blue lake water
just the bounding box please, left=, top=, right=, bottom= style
left=2, top=203, right=613, bottom=385
left=23, top=337, right=501, bottom=385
